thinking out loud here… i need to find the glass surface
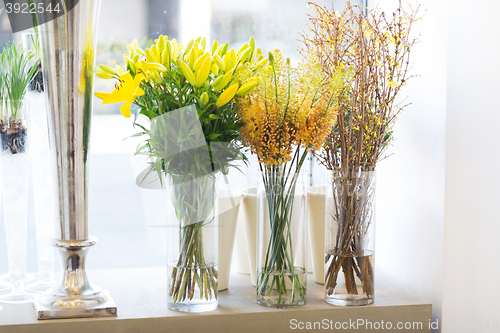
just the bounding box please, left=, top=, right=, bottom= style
left=324, top=169, right=376, bottom=306
left=0, top=99, right=33, bottom=304
left=166, top=173, right=219, bottom=312
left=256, top=167, right=307, bottom=308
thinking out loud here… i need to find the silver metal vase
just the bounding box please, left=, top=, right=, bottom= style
left=34, top=0, right=117, bottom=319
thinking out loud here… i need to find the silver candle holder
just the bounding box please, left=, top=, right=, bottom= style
left=34, top=0, right=117, bottom=319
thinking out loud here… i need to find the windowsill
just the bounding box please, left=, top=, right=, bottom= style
left=0, top=267, right=432, bottom=332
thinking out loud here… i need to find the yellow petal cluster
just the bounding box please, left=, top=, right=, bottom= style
left=95, top=35, right=266, bottom=118
left=238, top=49, right=338, bottom=166
left=95, top=72, right=145, bottom=118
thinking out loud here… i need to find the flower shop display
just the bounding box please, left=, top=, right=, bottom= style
left=96, top=35, right=263, bottom=312
left=0, top=41, right=38, bottom=304
left=303, top=2, right=420, bottom=306
left=237, top=50, right=340, bottom=307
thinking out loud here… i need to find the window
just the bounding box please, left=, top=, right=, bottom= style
left=0, top=0, right=365, bottom=272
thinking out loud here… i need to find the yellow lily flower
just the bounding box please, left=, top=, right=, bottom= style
left=94, top=72, right=145, bottom=118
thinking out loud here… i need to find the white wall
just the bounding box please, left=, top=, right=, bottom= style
left=372, top=1, right=500, bottom=332
left=371, top=0, right=448, bottom=331
left=442, top=1, right=500, bottom=332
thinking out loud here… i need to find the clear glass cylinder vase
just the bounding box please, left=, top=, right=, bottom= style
left=26, top=89, right=56, bottom=293
left=257, top=165, right=307, bottom=308
left=0, top=99, right=32, bottom=303
left=325, top=169, right=376, bottom=306
left=166, top=172, right=219, bottom=312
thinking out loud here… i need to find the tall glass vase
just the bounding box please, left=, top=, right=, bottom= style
left=26, top=85, right=56, bottom=293
left=22, top=32, right=56, bottom=293
left=0, top=98, right=9, bottom=294
left=0, top=99, right=32, bottom=304
left=257, top=165, right=307, bottom=308
left=325, top=169, right=376, bottom=306
left=167, top=172, right=219, bottom=312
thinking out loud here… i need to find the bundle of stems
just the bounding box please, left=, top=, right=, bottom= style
left=168, top=173, right=218, bottom=302
left=302, top=1, right=420, bottom=297
left=257, top=151, right=308, bottom=304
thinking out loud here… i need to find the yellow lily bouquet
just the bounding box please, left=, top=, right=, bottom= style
left=95, top=35, right=265, bottom=311
left=95, top=36, right=263, bottom=177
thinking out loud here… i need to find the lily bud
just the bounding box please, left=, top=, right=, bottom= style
left=199, top=92, right=209, bottom=108
left=180, top=61, right=197, bottom=86
left=254, top=58, right=269, bottom=70
left=146, top=49, right=159, bottom=63
left=195, top=57, right=211, bottom=87
left=236, top=79, right=259, bottom=96
left=96, top=71, right=114, bottom=79
left=215, top=82, right=239, bottom=107
left=237, top=47, right=252, bottom=63
left=249, top=36, right=255, bottom=53
left=145, top=62, right=167, bottom=73
left=237, top=43, right=249, bottom=56
left=211, top=40, right=219, bottom=55
left=213, top=54, right=225, bottom=71
left=99, top=65, right=116, bottom=74
left=193, top=53, right=210, bottom=72
left=213, top=69, right=234, bottom=92
left=184, top=39, right=194, bottom=56
left=211, top=64, right=219, bottom=76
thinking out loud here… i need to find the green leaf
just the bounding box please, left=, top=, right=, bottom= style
left=209, top=114, right=222, bottom=120
left=140, top=110, right=158, bottom=120
left=207, top=133, right=221, bottom=140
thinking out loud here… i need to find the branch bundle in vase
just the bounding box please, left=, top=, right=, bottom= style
left=237, top=49, right=339, bottom=307
left=96, top=35, right=263, bottom=312
left=302, top=1, right=421, bottom=305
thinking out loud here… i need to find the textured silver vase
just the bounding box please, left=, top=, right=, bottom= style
left=33, top=0, right=117, bottom=319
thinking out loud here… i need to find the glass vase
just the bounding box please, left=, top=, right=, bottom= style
left=325, top=169, right=376, bottom=306
left=166, top=172, right=219, bottom=312
left=0, top=99, right=32, bottom=304
left=257, top=165, right=307, bottom=308
left=0, top=99, right=8, bottom=294
left=26, top=87, right=56, bottom=293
